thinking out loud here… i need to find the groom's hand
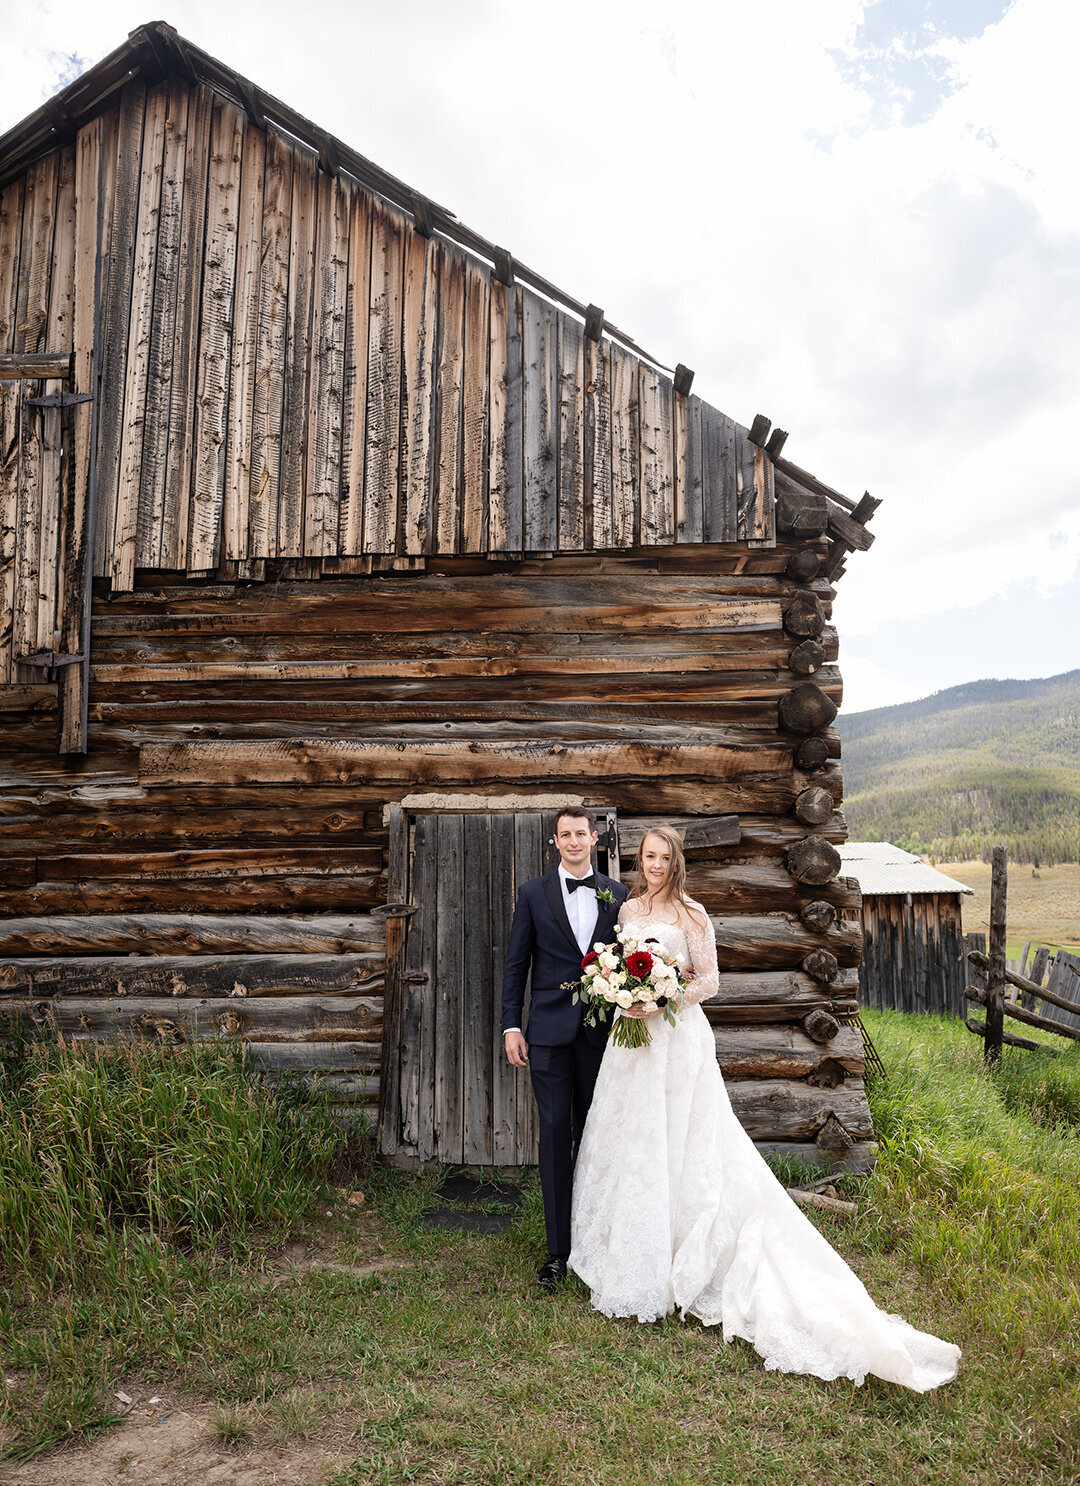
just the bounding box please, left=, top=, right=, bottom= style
left=504, top=1031, right=528, bottom=1067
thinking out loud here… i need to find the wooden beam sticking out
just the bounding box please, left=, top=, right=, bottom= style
left=0, top=352, right=73, bottom=380
left=774, top=455, right=857, bottom=513
left=967, top=950, right=1080, bottom=1019
left=673, top=363, right=694, bottom=397
left=964, top=1016, right=1058, bottom=1054
left=748, top=413, right=771, bottom=447
left=493, top=247, right=514, bottom=286
left=681, top=815, right=741, bottom=851
left=410, top=191, right=434, bottom=238
left=765, top=427, right=788, bottom=460
left=826, top=505, right=875, bottom=552
left=984, top=844, right=1007, bottom=1063
left=584, top=304, right=605, bottom=342
left=966, top=986, right=1080, bottom=1045
left=850, top=492, right=881, bottom=525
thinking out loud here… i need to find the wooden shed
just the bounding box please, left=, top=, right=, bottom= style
left=838, top=844, right=971, bottom=1017
left=0, top=21, right=880, bottom=1172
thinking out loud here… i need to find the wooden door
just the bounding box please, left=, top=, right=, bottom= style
left=380, top=809, right=617, bottom=1166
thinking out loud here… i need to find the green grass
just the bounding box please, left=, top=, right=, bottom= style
left=3, top=1018, right=1080, bottom=1483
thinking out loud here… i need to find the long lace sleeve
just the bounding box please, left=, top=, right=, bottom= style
left=681, top=904, right=719, bottom=1007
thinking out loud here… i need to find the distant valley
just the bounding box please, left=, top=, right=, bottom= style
left=836, top=670, right=1080, bottom=864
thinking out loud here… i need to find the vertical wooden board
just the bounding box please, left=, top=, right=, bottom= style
left=378, top=805, right=409, bottom=1157
left=14, top=151, right=60, bottom=355
left=489, top=812, right=518, bottom=1164
left=748, top=444, right=776, bottom=547
left=304, top=170, right=349, bottom=556
left=249, top=128, right=293, bottom=559
left=113, top=83, right=168, bottom=591
left=11, top=394, right=41, bottom=676
left=433, top=243, right=465, bottom=554
left=609, top=344, right=639, bottom=548
left=0, top=181, right=22, bottom=679
left=339, top=189, right=371, bottom=556
left=362, top=201, right=404, bottom=554
left=433, top=813, right=465, bottom=1162
left=734, top=421, right=759, bottom=541
left=10, top=151, right=61, bottom=671
left=0, top=384, right=18, bottom=680
left=36, top=146, right=75, bottom=651
left=0, top=177, right=24, bottom=352
left=639, top=364, right=674, bottom=545
left=159, top=84, right=212, bottom=570
left=275, top=144, right=317, bottom=559
left=59, top=117, right=102, bottom=749
left=462, top=813, right=494, bottom=1164
left=488, top=279, right=523, bottom=553
left=222, top=125, right=265, bottom=561
left=522, top=289, right=557, bottom=551
left=189, top=101, right=244, bottom=571
left=556, top=313, right=584, bottom=551
left=92, top=88, right=141, bottom=576
left=137, top=81, right=189, bottom=568
left=585, top=334, right=612, bottom=549
left=400, top=226, right=437, bottom=555
left=675, top=391, right=703, bottom=544
left=402, top=812, right=436, bottom=1155
left=461, top=259, right=489, bottom=552
left=702, top=404, right=738, bottom=543
left=513, top=812, right=542, bottom=1163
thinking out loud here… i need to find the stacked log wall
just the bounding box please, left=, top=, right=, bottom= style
left=0, top=542, right=871, bottom=1164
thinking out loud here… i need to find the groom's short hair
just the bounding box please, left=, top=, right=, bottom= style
left=554, top=806, right=598, bottom=832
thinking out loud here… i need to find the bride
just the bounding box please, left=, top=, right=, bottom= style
left=568, top=824, right=961, bottom=1393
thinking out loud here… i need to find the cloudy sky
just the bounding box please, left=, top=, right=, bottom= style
left=3, top=0, right=1078, bottom=714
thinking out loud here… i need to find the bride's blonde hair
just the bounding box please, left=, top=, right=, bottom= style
left=629, top=825, right=708, bottom=928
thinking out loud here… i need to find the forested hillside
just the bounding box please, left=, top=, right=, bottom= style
left=837, top=671, right=1080, bottom=864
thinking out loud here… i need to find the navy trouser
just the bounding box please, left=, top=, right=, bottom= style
left=528, top=1029, right=606, bottom=1257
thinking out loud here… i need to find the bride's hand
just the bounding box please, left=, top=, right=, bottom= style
left=621, top=1003, right=662, bottom=1019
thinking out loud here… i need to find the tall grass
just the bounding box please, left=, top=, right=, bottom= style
left=0, top=1035, right=348, bottom=1289
left=858, top=1010, right=1080, bottom=1355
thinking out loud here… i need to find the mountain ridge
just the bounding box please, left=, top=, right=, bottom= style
left=836, top=670, right=1080, bottom=864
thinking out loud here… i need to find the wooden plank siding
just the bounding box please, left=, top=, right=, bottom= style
left=854, top=892, right=966, bottom=1017
left=0, top=90, right=784, bottom=603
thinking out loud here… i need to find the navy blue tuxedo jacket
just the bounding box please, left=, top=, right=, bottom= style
left=500, top=868, right=628, bottom=1047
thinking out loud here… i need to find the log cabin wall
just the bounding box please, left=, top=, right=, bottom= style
left=0, top=542, right=871, bottom=1165
left=0, top=24, right=878, bottom=1170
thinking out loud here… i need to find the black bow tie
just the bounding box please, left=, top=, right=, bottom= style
left=567, top=875, right=598, bottom=892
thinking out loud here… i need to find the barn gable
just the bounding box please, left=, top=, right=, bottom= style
left=0, top=21, right=880, bottom=1174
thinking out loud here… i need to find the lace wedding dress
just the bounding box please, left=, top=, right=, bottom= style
left=569, top=898, right=961, bottom=1392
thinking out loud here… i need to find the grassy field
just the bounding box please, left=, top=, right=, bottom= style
left=2, top=1020, right=1080, bottom=1486
left=945, top=857, right=1080, bottom=957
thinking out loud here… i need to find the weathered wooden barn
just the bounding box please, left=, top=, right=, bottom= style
left=0, top=22, right=880, bottom=1172
left=838, top=844, right=971, bottom=1017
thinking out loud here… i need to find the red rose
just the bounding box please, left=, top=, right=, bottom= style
left=581, top=950, right=599, bottom=969
left=625, top=950, right=655, bottom=978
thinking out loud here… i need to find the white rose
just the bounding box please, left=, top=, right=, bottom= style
left=600, top=952, right=619, bottom=971
left=603, top=986, right=620, bottom=1002
left=615, top=990, right=634, bottom=1008
left=594, top=941, right=607, bottom=953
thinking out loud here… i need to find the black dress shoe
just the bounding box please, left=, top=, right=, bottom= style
left=537, top=1256, right=568, bottom=1289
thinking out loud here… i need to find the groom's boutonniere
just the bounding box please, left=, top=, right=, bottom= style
left=596, top=885, right=614, bottom=907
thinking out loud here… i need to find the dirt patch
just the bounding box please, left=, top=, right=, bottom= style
left=1, top=1396, right=347, bottom=1486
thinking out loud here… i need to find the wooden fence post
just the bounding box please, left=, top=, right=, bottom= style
left=985, top=845, right=1007, bottom=1064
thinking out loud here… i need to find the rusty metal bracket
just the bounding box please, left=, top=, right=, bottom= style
left=26, top=391, right=94, bottom=408
left=14, top=650, right=84, bottom=668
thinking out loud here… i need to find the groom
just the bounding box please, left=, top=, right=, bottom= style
left=501, top=806, right=627, bottom=1288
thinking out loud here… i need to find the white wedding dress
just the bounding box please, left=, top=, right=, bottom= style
left=569, top=898, right=961, bottom=1392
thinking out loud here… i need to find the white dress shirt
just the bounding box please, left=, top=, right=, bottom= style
left=559, top=862, right=598, bottom=955
left=504, top=864, right=599, bottom=1037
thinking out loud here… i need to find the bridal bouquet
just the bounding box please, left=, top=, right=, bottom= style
left=567, top=925, right=689, bottom=1049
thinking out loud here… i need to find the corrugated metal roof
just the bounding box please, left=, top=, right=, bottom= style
left=838, top=842, right=972, bottom=896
